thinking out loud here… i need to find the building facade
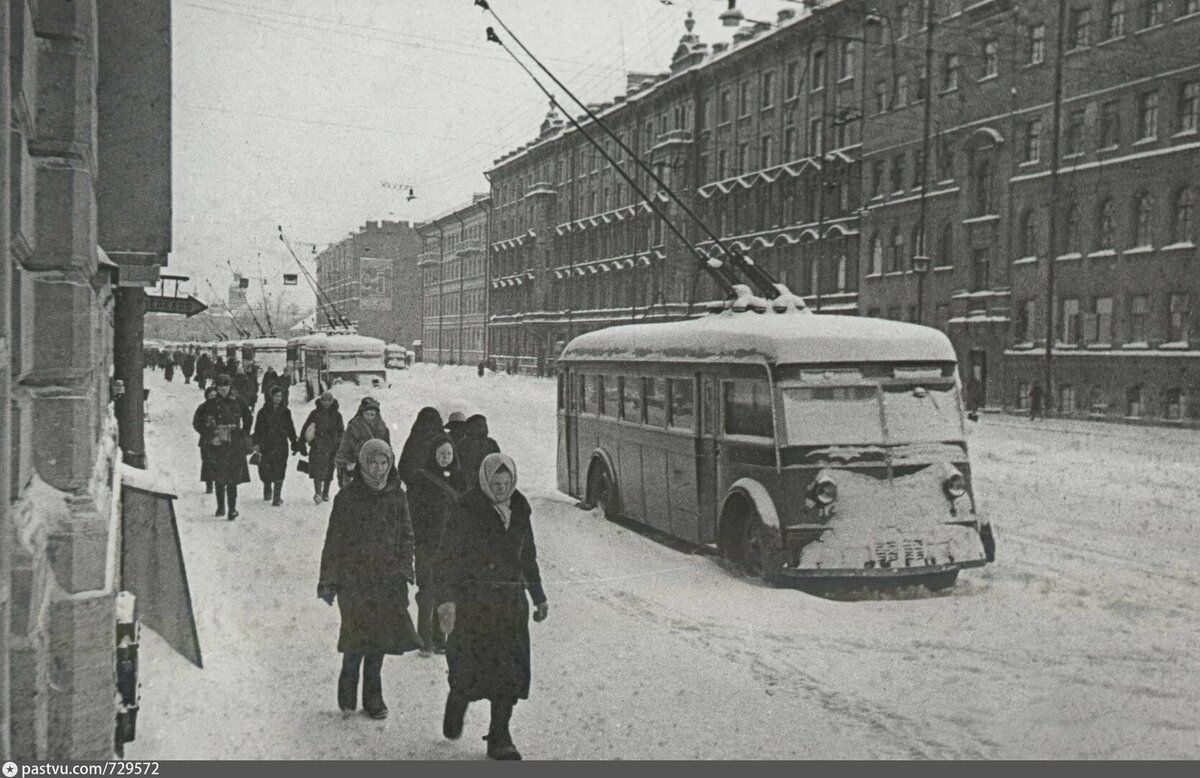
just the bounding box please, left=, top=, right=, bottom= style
left=314, top=220, right=424, bottom=346
left=3, top=0, right=173, bottom=759
left=417, top=195, right=490, bottom=366
left=486, top=2, right=870, bottom=375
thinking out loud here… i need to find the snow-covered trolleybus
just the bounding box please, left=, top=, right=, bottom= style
left=555, top=296, right=995, bottom=591
left=245, top=336, right=288, bottom=374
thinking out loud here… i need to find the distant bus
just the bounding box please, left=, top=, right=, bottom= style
left=555, top=299, right=994, bottom=591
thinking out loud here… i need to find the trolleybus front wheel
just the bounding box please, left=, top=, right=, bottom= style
left=587, top=461, right=620, bottom=522
left=720, top=499, right=781, bottom=585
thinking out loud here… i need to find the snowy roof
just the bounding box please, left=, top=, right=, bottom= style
left=323, top=333, right=386, bottom=353
left=247, top=337, right=288, bottom=349
left=558, top=309, right=958, bottom=366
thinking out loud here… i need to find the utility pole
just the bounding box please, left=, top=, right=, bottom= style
left=1043, top=0, right=1069, bottom=412
left=912, top=0, right=937, bottom=323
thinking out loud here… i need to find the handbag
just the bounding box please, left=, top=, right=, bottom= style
left=297, top=458, right=310, bottom=474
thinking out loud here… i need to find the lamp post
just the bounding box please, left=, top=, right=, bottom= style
left=912, top=253, right=931, bottom=324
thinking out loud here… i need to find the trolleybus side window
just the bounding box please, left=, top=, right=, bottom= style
left=583, top=374, right=600, bottom=414
left=723, top=380, right=773, bottom=437
left=645, top=377, right=667, bottom=427
left=668, top=378, right=695, bottom=430
left=602, top=375, right=620, bottom=418
left=621, top=376, right=644, bottom=423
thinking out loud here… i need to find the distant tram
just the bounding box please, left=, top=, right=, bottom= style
left=555, top=294, right=995, bottom=591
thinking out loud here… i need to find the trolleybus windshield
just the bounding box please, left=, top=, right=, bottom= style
left=780, top=382, right=963, bottom=446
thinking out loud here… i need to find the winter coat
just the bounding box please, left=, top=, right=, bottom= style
left=163, top=362, right=175, bottom=382
left=196, top=394, right=252, bottom=484
left=300, top=401, right=344, bottom=482
left=197, top=354, right=212, bottom=381
left=397, top=407, right=445, bottom=487
left=192, top=398, right=219, bottom=483
left=252, top=400, right=297, bottom=483
left=434, top=487, right=545, bottom=701
left=334, top=400, right=391, bottom=475
left=233, top=373, right=257, bottom=410
left=456, top=415, right=501, bottom=488
left=261, top=368, right=279, bottom=397
left=318, top=474, right=420, bottom=655
left=181, top=354, right=196, bottom=377
left=407, top=437, right=462, bottom=550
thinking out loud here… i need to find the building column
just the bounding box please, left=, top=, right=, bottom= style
left=113, top=287, right=146, bottom=467
left=1, top=0, right=14, bottom=759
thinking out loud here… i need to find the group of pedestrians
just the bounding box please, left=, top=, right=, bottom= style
left=317, top=404, right=544, bottom=760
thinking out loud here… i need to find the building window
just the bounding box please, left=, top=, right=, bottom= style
left=838, top=39, right=857, bottom=80
left=717, top=149, right=728, bottom=179
left=1127, top=385, right=1144, bottom=416
left=738, top=80, right=751, bottom=116
left=1094, top=297, right=1114, bottom=343
left=784, top=126, right=798, bottom=160
left=911, top=149, right=924, bottom=189
left=836, top=255, right=848, bottom=291
left=890, top=154, right=905, bottom=193
left=1133, top=192, right=1155, bottom=246
left=898, top=3, right=913, bottom=38
left=971, top=155, right=994, bottom=215
left=785, top=61, right=800, bottom=98
left=1097, top=198, right=1115, bottom=249
left=874, top=79, right=889, bottom=113
left=1178, top=81, right=1200, bottom=133
left=1063, top=202, right=1082, bottom=253
left=1173, top=187, right=1195, bottom=242
left=1106, top=0, right=1127, bottom=37
left=1016, top=298, right=1037, bottom=341
left=1069, top=5, right=1092, bottom=48
left=982, top=39, right=999, bottom=77
left=760, top=135, right=774, bottom=169
left=895, top=74, right=910, bottom=107
left=761, top=71, right=775, bottom=109
left=1137, top=91, right=1159, bottom=139
left=718, top=90, right=731, bottom=123
left=972, top=246, right=991, bottom=290
left=1168, top=293, right=1190, bottom=342
left=1142, top=0, right=1164, bottom=27
left=870, top=234, right=884, bottom=275
left=1028, top=23, right=1046, bottom=63
left=891, top=227, right=905, bottom=272
left=1099, top=100, right=1121, bottom=148
left=937, top=222, right=954, bottom=267
left=1023, top=118, right=1042, bottom=162
left=942, top=54, right=960, bottom=91
left=811, top=50, right=825, bottom=91
left=1183, top=0, right=1200, bottom=16
left=938, top=137, right=955, bottom=180
left=871, top=159, right=884, bottom=197
left=1065, top=109, right=1085, bottom=156
left=737, top=142, right=749, bottom=174
left=808, top=118, right=823, bottom=156
left=1061, top=297, right=1081, bottom=344
left=1129, top=294, right=1150, bottom=341
left=1020, top=209, right=1040, bottom=256
left=1059, top=385, right=1077, bottom=413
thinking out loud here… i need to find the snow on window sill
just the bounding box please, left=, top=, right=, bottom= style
left=1123, top=245, right=1154, bottom=256
left=884, top=271, right=905, bottom=277
left=1135, top=24, right=1165, bottom=35
left=1097, top=144, right=1120, bottom=153
left=1018, top=159, right=1040, bottom=167
left=1013, top=255, right=1038, bottom=265
left=1062, top=152, right=1085, bottom=160
left=865, top=273, right=883, bottom=279
left=1055, top=343, right=1080, bottom=350
left=1121, top=342, right=1149, bottom=350
left=1161, top=241, right=1196, bottom=251
left=1133, top=136, right=1158, bottom=147
left=1096, top=36, right=1126, bottom=48
left=1010, top=341, right=1036, bottom=350
left=1085, top=343, right=1113, bottom=350
left=1172, top=129, right=1198, bottom=139
left=1160, top=341, right=1191, bottom=350
left=933, top=265, right=954, bottom=273
left=1176, top=13, right=1200, bottom=23
left=1087, top=249, right=1117, bottom=258
left=1055, top=252, right=1083, bottom=261
left=962, top=214, right=1000, bottom=224
left=977, top=73, right=999, bottom=83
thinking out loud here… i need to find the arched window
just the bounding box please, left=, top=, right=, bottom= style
left=1173, top=187, right=1195, bottom=243
left=1059, top=384, right=1076, bottom=414
left=1063, top=202, right=1082, bottom=253
left=1133, top=192, right=1155, bottom=247
left=870, top=234, right=884, bottom=275
left=1096, top=198, right=1115, bottom=249
left=937, top=222, right=954, bottom=267
left=1019, top=209, right=1039, bottom=257
left=891, top=227, right=905, bottom=273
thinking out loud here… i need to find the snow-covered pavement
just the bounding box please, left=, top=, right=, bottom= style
left=126, top=366, right=1200, bottom=759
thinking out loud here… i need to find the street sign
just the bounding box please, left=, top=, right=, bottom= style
left=145, top=295, right=209, bottom=317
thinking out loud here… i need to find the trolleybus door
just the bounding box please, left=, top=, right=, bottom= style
left=696, top=373, right=720, bottom=544
left=557, top=369, right=578, bottom=495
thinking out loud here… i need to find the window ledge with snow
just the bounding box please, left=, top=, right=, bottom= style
left=1087, top=249, right=1117, bottom=258
left=1055, top=252, right=1083, bottom=261
left=1018, top=159, right=1040, bottom=168
left=1161, top=242, right=1195, bottom=251
left=1054, top=343, right=1080, bottom=350
left=1135, top=24, right=1165, bottom=35
left=1121, top=342, right=1149, bottom=350
left=1085, top=343, right=1113, bottom=350
left=1010, top=341, right=1036, bottom=350
left=865, top=273, right=883, bottom=280
left=1132, top=137, right=1158, bottom=147
left=884, top=271, right=905, bottom=277
left=1159, top=341, right=1191, bottom=350
left=1013, top=255, right=1039, bottom=265
left=1176, top=12, right=1200, bottom=23
left=933, top=265, right=954, bottom=273
left=1123, top=245, right=1154, bottom=256
left=962, top=214, right=1001, bottom=224
left=1172, top=129, right=1198, bottom=140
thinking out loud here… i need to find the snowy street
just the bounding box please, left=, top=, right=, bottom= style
left=126, top=365, right=1200, bottom=760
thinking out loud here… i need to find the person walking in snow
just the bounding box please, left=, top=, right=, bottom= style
left=434, top=453, right=548, bottom=760
left=444, top=411, right=468, bottom=452
left=299, top=391, right=345, bottom=504
left=397, top=406, right=444, bottom=488
left=163, top=357, right=175, bottom=383
left=260, top=366, right=279, bottom=400
left=406, top=434, right=462, bottom=655
left=317, top=439, right=421, bottom=720
left=198, top=373, right=253, bottom=520
left=192, top=385, right=220, bottom=494
left=181, top=351, right=196, bottom=384
left=196, top=351, right=212, bottom=390
left=456, top=414, right=500, bottom=489
left=252, top=384, right=298, bottom=506
left=334, top=397, right=391, bottom=488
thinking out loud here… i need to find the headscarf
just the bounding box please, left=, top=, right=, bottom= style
left=318, top=390, right=335, bottom=407
left=354, top=396, right=389, bottom=439
left=358, top=438, right=394, bottom=492
left=479, top=453, right=517, bottom=526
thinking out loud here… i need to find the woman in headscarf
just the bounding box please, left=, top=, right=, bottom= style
left=196, top=374, right=253, bottom=520
left=317, top=439, right=420, bottom=720
left=192, top=385, right=220, bottom=494
left=455, top=414, right=500, bottom=488
left=252, top=384, right=298, bottom=506
left=334, top=397, right=390, bottom=487
left=299, top=391, right=345, bottom=504
left=396, top=406, right=444, bottom=487
left=434, top=453, right=549, bottom=761
left=406, top=434, right=462, bottom=655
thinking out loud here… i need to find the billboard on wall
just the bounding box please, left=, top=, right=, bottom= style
left=359, top=257, right=393, bottom=311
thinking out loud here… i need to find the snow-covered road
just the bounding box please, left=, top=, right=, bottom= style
left=127, top=365, right=1200, bottom=759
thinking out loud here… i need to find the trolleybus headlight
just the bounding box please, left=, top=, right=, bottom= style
left=814, top=477, right=838, bottom=505
left=943, top=470, right=967, bottom=500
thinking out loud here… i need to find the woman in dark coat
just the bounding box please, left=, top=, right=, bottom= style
left=397, top=406, right=444, bottom=487
left=435, top=453, right=549, bottom=761
left=252, top=384, right=298, bottom=506
left=196, top=374, right=253, bottom=519
left=317, top=439, right=420, bottom=720
left=334, top=397, right=390, bottom=487
left=192, top=386, right=220, bottom=494
left=196, top=352, right=212, bottom=390
left=300, top=391, right=344, bottom=504
left=456, top=414, right=500, bottom=488
left=407, top=434, right=462, bottom=654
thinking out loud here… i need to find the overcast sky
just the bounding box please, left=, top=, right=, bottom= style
left=169, top=0, right=799, bottom=309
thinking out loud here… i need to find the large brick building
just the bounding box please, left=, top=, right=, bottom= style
left=3, top=0, right=173, bottom=758
left=417, top=195, right=490, bottom=366
left=314, top=220, right=424, bottom=346
left=483, top=0, right=1200, bottom=423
